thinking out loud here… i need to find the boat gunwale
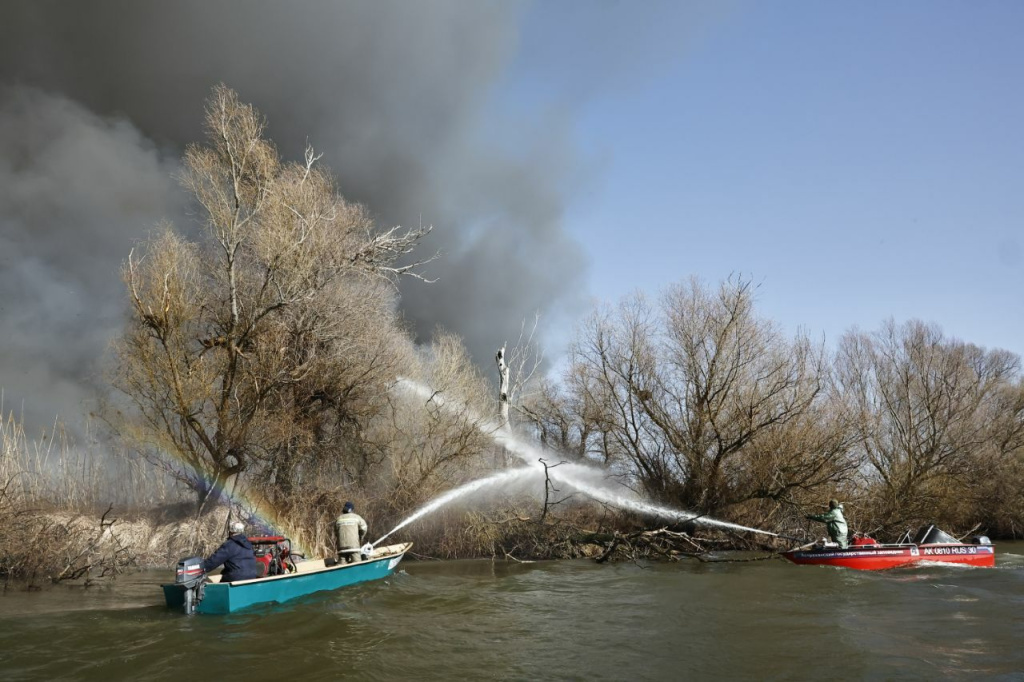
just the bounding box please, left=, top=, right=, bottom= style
left=786, top=541, right=994, bottom=555
left=226, top=541, right=411, bottom=587
left=167, top=541, right=412, bottom=589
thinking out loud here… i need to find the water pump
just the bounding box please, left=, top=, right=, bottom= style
left=174, top=556, right=206, bottom=615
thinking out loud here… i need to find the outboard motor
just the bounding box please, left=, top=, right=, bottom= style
left=175, top=556, right=206, bottom=615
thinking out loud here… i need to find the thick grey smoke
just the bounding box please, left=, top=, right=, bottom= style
left=0, top=1, right=590, bottom=432
left=0, top=87, right=183, bottom=432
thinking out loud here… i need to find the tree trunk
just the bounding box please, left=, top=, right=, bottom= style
left=496, top=346, right=510, bottom=466
left=496, top=346, right=509, bottom=429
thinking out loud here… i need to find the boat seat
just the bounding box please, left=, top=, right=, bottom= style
left=294, top=559, right=327, bottom=573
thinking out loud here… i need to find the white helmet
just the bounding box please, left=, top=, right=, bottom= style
left=230, top=521, right=245, bottom=534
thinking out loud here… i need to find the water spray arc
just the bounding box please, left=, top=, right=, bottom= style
left=371, top=467, right=541, bottom=548
left=381, top=378, right=788, bottom=542
left=491, top=433, right=782, bottom=538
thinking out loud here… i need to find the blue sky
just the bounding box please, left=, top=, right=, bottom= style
left=504, top=1, right=1024, bottom=357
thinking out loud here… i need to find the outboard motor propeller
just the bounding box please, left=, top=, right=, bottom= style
left=175, top=556, right=206, bottom=615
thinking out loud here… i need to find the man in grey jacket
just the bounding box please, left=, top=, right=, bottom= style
left=335, top=501, right=368, bottom=563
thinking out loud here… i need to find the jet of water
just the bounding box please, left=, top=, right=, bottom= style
left=393, top=377, right=784, bottom=539
left=494, top=434, right=779, bottom=537
left=372, top=466, right=541, bottom=547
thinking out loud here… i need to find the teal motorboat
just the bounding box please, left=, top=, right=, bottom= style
left=162, top=540, right=412, bottom=614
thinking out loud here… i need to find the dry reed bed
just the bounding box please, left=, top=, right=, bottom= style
left=0, top=412, right=227, bottom=585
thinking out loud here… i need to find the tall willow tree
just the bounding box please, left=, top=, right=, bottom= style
left=109, top=85, right=431, bottom=511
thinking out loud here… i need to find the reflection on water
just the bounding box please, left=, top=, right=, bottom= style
left=2, top=544, right=1022, bottom=681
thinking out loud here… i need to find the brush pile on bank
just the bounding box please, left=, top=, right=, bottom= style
left=0, top=503, right=244, bottom=587
left=0, top=416, right=136, bottom=586
left=0, top=412, right=231, bottom=586
left=0, top=505, right=135, bottom=586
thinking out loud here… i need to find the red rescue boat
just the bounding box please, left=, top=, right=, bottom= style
left=782, top=525, right=995, bottom=570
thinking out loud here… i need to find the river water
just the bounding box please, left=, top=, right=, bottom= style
left=2, top=544, right=1022, bottom=681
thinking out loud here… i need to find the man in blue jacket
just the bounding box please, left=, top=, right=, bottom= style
left=203, top=521, right=262, bottom=582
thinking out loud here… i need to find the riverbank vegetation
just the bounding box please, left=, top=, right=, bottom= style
left=3, top=87, right=1023, bottom=585
left=523, top=279, right=1024, bottom=542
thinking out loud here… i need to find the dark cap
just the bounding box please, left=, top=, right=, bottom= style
left=343, top=501, right=354, bottom=512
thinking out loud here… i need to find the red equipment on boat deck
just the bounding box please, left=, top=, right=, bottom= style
left=248, top=536, right=293, bottom=577
left=851, top=536, right=879, bottom=546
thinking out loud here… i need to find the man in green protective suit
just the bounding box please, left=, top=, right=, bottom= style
left=806, top=499, right=849, bottom=548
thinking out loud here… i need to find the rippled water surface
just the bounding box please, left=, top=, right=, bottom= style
left=2, top=544, right=1023, bottom=681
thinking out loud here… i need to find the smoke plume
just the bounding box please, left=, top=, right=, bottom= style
left=0, top=1, right=589, bottom=432
left=0, top=87, right=183, bottom=431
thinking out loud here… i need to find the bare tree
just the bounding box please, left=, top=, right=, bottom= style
left=519, top=373, right=599, bottom=461
left=835, top=319, right=1022, bottom=530
left=109, top=86, right=432, bottom=512
left=566, top=276, right=837, bottom=515
left=963, top=376, right=1024, bottom=537
left=365, top=333, right=494, bottom=521
left=494, top=315, right=545, bottom=428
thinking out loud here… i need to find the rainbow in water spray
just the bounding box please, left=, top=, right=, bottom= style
left=153, top=445, right=313, bottom=555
